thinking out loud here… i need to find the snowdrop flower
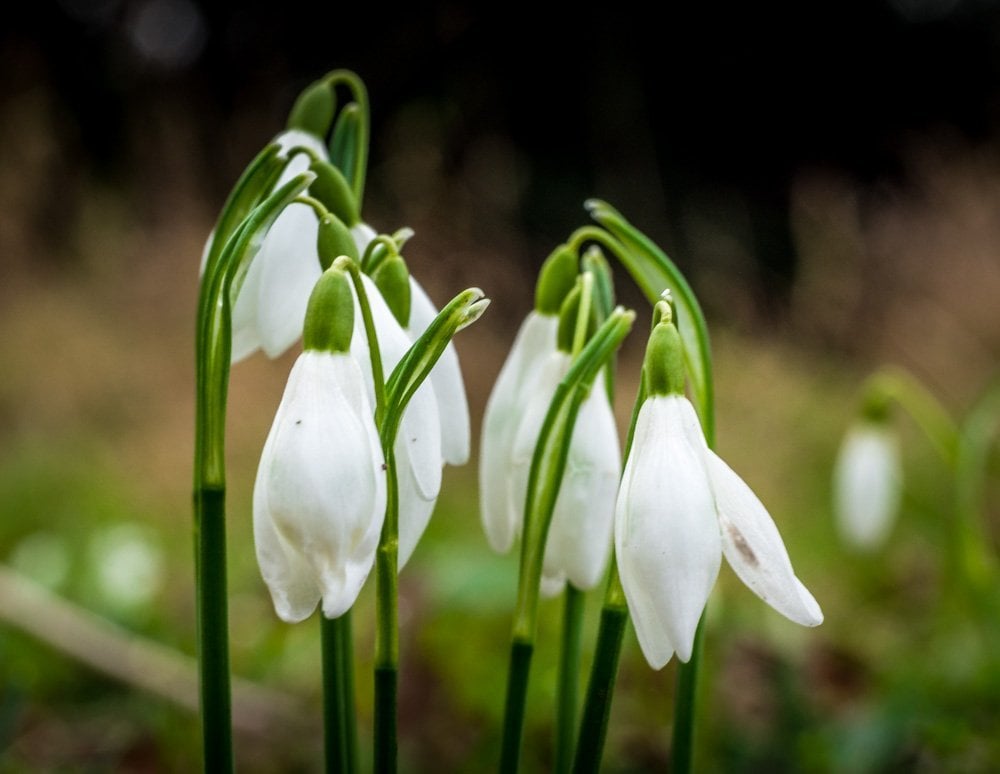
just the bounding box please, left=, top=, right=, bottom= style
left=616, top=316, right=822, bottom=669
left=229, top=129, right=329, bottom=363
left=480, top=247, right=578, bottom=553
left=353, top=222, right=471, bottom=466
left=508, top=350, right=620, bottom=596
left=833, top=420, right=901, bottom=551
left=254, top=267, right=386, bottom=621
left=349, top=272, right=442, bottom=569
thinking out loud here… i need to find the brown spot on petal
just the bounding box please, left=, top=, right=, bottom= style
left=727, top=522, right=758, bottom=567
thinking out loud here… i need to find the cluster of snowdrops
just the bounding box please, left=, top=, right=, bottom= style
left=193, top=71, right=825, bottom=773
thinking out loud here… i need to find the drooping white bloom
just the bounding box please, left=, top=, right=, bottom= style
left=616, top=394, right=823, bottom=669
left=506, top=352, right=620, bottom=597
left=254, top=350, right=386, bottom=622
left=230, top=129, right=328, bottom=363
left=833, top=422, right=902, bottom=551
left=349, top=273, right=442, bottom=569
left=353, top=222, right=471, bottom=466
left=479, top=311, right=560, bottom=553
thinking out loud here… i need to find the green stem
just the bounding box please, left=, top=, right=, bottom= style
left=572, top=591, right=627, bottom=774
left=499, top=640, right=534, bottom=774
left=321, top=612, right=355, bottom=774
left=325, top=70, right=370, bottom=204
left=671, top=616, right=705, bottom=774
left=193, top=485, right=233, bottom=772
left=374, top=445, right=399, bottom=774
left=953, top=379, right=1000, bottom=601
left=866, top=368, right=959, bottom=466
left=555, top=585, right=585, bottom=774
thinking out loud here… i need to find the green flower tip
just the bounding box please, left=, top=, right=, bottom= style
left=535, top=245, right=578, bottom=315
left=459, top=292, right=489, bottom=331
left=287, top=80, right=335, bottom=138
left=303, top=267, right=354, bottom=353
left=644, top=317, right=685, bottom=396
left=317, top=213, right=358, bottom=269
left=556, top=280, right=584, bottom=353
left=309, top=160, right=359, bottom=226
left=371, top=254, right=412, bottom=327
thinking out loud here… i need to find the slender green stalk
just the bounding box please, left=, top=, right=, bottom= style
left=569, top=209, right=717, bottom=772
left=193, top=171, right=313, bottom=773
left=500, top=310, right=634, bottom=774
left=374, top=446, right=399, bottom=774
left=500, top=640, right=534, bottom=774
left=321, top=613, right=355, bottom=774
left=572, top=579, right=627, bottom=774
left=193, top=485, right=232, bottom=772
left=555, top=585, right=585, bottom=774
left=953, top=379, right=1000, bottom=601
left=571, top=374, right=646, bottom=774
left=865, top=368, right=958, bottom=466
left=325, top=70, right=370, bottom=204
left=671, top=616, right=705, bottom=773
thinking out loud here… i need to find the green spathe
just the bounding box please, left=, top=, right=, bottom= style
left=310, top=160, right=360, bottom=226
left=288, top=80, right=335, bottom=138
left=371, top=255, right=412, bottom=328
left=317, top=213, right=359, bottom=269
left=644, top=319, right=684, bottom=397
left=303, top=268, right=354, bottom=354
left=534, top=245, right=578, bottom=315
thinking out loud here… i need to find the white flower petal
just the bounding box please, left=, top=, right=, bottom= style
left=543, top=378, right=620, bottom=592
left=253, top=445, right=321, bottom=623
left=255, top=202, right=322, bottom=358
left=615, top=396, right=721, bottom=666
left=224, top=130, right=328, bottom=364
left=509, top=351, right=571, bottom=547
left=396, top=455, right=437, bottom=570
left=707, top=451, right=823, bottom=627
left=479, top=312, right=559, bottom=553
left=228, top=230, right=265, bottom=364
left=539, top=572, right=566, bottom=599
left=407, top=276, right=471, bottom=466
left=833, top=423, right=902, bottom=551
left=253, top=352, right=386, bottom=621
left=351, top=222, right=377, bottom=257
left=273, top=128, right=329, bottom=167
left=351, top=274, right=443, bottom=498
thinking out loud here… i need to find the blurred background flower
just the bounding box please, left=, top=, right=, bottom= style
left=1, top=1, right=998, bottom=770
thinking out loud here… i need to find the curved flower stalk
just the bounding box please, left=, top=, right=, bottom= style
left=229, top=129, right=329, bottom=363
left=253, top=268, right=386, bottom=621
left=615, top=315, right=822, bottom=669
left=833, top=420, right=902, bottom=551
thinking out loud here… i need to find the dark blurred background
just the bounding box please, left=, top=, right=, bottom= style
left=1, top=1, right=999, bottom=771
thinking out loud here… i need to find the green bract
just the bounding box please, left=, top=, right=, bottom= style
left=303, top=268, right=354, bottom=354
left=534, top=245, right=578, bottom=315
left=287, top=79, right=335, bottom=138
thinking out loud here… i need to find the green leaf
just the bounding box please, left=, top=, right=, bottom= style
left=195, top=171, right=316, bottom=487
left=381, top=288, right=489, bottom=449
left=586, top=199, right=715, bottom=443
left=203, top=143, right=285, bottom=280
left=513, top=307, right=635, bottom=640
